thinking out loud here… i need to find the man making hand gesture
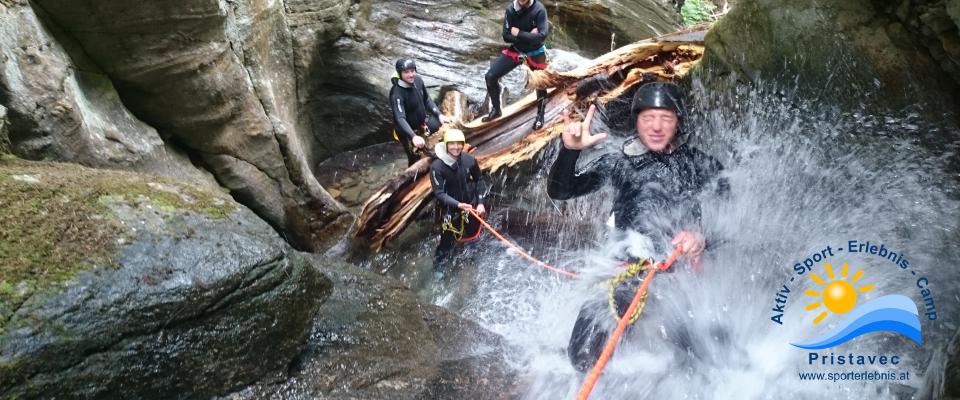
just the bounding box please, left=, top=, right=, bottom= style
left=547, top=82, right=729, bottom=372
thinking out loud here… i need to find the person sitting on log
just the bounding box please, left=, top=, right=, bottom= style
left=481, top=0, right=550, bottom=130
left=430, top=129, right=488, bottom=270
left=390, top=58, right=449, bottom=166
left=546, top=82, right=729, bottom=372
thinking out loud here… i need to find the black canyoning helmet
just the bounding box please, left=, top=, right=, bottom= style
left=631, top=82, right=687, bottom=134
left=395, top=58, right=417, bottom=73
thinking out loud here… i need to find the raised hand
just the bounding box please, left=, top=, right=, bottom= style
left=561, top=104, right=608, bottom=150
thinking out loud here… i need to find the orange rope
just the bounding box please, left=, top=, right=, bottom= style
left=575, top=245, right=684, bottom=400
left=467, top=209, right=579, bottom=279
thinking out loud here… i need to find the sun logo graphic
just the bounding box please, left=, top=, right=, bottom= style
left=791, top=262, right=923, bottom=350
left=804, top=262, right=875, bottom=324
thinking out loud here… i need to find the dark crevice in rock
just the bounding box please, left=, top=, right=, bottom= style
left=873, top=0, right=960, bottom=88
left=200, top=254, right=287, bottom=316
left=197, top=150, right=284, bottom=196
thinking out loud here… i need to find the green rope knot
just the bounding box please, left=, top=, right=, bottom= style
left=607, top=258, right=653, bottom=325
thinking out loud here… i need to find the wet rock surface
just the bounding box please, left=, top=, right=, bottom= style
left=316, top=142, right=408, bottom=211
left=885, top=0, right=960, bottom=88
left=22, top=0, right=351, bottom=251
left=0, top=158, right=330, bottom=399
left=702, top=0, right=960, bottom=116
left=0, top=1, right=212, bottom=186
left=222, top=255, right=519, bottom=400
left=551, top=0, right=682, bottom=57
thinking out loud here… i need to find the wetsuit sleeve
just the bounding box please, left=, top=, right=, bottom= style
left=471, top=158, right=488, bottom=204
left=547, top=145, right=611, bottom=200
left=390, top=87, right=417, bottom=139
left=502, top=10, right=517, bottom=43
left=516, top=8, right=548, bottom=45
left=431, top=164, right=461, bottom=209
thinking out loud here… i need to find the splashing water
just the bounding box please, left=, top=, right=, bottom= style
left=437, top=78, right=960, bottom=400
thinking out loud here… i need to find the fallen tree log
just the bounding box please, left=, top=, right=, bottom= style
left=351, top=28, right=709, bottom=252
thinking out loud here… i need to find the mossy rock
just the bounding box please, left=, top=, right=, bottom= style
left=0, top=158, right=330, bottom=399
left=0, top=157, right=235, bottom=334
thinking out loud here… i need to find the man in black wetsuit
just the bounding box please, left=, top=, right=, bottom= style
left=430, top=129, right=487, bottom=269
left=481, top=0, right=550, bottom=130
left=547, top=82, right=728, bottom=372
left=390, top=58, right=449, bottom=166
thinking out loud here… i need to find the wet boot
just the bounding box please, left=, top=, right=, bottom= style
left=482, top=107, right=501, bottom=123
left=532, top=96, right=547, bottom=130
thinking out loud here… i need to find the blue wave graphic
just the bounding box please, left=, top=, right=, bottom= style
left=791, top=294, right=922, bottom=350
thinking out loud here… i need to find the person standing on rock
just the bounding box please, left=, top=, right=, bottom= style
left=390, top=58, right=449, bottom=166
left=481, top=0, right=550, bottom=130
left=430, top=129, right=487, bottom=270
left=547, top=82, right=729, bottom=372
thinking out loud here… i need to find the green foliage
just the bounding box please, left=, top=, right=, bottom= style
left=682, top=0, right=717, bottom=26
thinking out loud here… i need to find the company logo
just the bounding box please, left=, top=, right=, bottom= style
left=767, top=240, right=937, bottom=382
left=769, top=240, right=937, bottom=349
left=790, top=262, right=921, bottom=349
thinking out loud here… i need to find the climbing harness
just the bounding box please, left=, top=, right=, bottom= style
left=391, top=122, right=432, bottom=142
left=606, top=259, right=652, bottom=325
left=441, top=211, right=482, bottom=244
left=502, top=46, right=549, bottom=70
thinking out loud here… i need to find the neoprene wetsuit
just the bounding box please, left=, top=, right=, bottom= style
left=484, top=0, right=550, bottom=126
left=390, top=75, right=442, bottom=165
left=547, top=136, right=728, bottom=372
left=430, top=143, right=488, bottom=269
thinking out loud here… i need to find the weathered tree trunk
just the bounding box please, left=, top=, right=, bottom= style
left=352, top=28, right=709, bottom=252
